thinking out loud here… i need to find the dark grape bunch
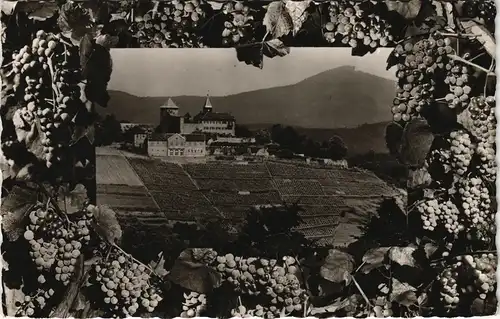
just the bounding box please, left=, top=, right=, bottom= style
left=390, top=35, right=451, bottom=123
left=416, top=193, right=463, bottom=235
left=6, top=30, right=87, bottom=168
left=323, top=0, right=394, bottom=49
left=15, top=287, right=56, bottom=317
left=89, top=250, right=163, bottom=317
left=24, top=203, right=93, bottom=285
left=221, top=1, right=256, bottom=46
left=450, top=176, right=492, bottom=241
left=130, top=0, right=210, bottom=48
left=213, top=254, right=306, bottom=318
left=462, top=0, right=496, bottom=33
left=437, top=266, right=460, bottom=310
left=180, top=291, right=207, bottom=318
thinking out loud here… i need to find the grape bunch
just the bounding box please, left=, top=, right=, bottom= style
left=213, top=254, right=306, bottom=318
left=467, top=95, right=496, bottom=181
left=444, top=60, right=473, bottom=109
left=323, top=1, right=394, bottom=49
left=89, top=251, right=163, bottom=317
left=437, top=266, right=460, bottom=310
left=221, top=1, right=257, bottom=46
left=180, top=291, right=207, bottom=318
left=416, top=195, right=463, bottom=235
left=390, top=35, right=451, bottom=122
left=462, top=0, right=496, bottom=33
left=460, top=254, right=497, bottom=299
left=371, top=296, right=394, bottom=317
left=130, top=0, right=210, bottom=48
left=7, top=30, right=87, bottom=168
left=431, top=130, right=475, bottom=175
left=15, top=287, right=55, bottom=317
left=24, top=204, right=94, bottom=285
left=450, top=176, right=492, bottom=241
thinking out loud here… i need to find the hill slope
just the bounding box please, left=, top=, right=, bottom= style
left=104, top=66, right=395, bottom=128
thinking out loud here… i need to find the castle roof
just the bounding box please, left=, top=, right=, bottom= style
left=185, top=134, right=205, bottom=142
left=204, top=95, right=212, bottom=108
left=160, top=98, right=179, bottom=109
left=194, top=111, right=235, bottom=122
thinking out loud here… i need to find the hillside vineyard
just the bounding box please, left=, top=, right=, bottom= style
left=96, top=148, right=396, bottom=247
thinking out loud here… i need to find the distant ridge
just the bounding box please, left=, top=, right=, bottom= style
left=104, top=66, right=396, bottom=129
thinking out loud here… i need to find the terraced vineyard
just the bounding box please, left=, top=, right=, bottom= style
left=96, top=148, right=400, bottom=246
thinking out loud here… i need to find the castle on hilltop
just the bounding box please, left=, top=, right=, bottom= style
left=159, top=95, right=236, bottom=136
left=146, top=95, right=236, bottom=157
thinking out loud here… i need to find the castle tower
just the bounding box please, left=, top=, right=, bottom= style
left=160, top=97, right=181, bottom=133
left=160, top=97, right=179, bottom=117
left=203, top=94, right=213, bottom=113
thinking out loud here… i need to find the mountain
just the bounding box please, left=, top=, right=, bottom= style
left=104, top=66, right=396, bottom=128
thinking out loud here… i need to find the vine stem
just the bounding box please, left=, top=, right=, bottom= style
left=448, top=54, right=496, bottom=76
left=351, top=276, right=373, bottom=308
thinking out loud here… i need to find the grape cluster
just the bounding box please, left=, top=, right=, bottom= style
left=213, top=254, right=306, bottom=318
left=323, top=1, right=394, bottom=49
left=221, top=2, right=256, bottom=46
left=130, top=0, right=209, bottom=48
left=444, top=60, right=472, bottom=109
left=462, top=0, right=496, bottom=33
left=390, top=35, right=451, bottom=122
left=450, top=176, right=492, bottom=241
left=460, top=254, right=497, bottom=299
left=24, top=204, right=93, bottom=285
left=417, top=195, right=463, bottom=235
left=8, top=30, right=86, bottom=168
left=15, top=287, right=55, bottom=317
left=180, top=291, right=207, bottom=318
left=437, top=266, right=460, bottom=310
left=371, top=296, right=393, bottom=317
left=89, top=251, right=163, bottom=317
left=468, top=96, right=496, bottom=181
left=432, top=130, right=475, bottom=175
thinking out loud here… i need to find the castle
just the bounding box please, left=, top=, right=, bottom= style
left=146, top=96, right=236, bottom=157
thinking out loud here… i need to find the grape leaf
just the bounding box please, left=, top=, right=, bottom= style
left=309, top=297, right=351, bottom=315
left=1, top=185, right=38, bottom=240
left=167, top=249, right=222, bottom=293
left=460, top=20, right=495, bottom=57
left=360, top=247, right=391, bottom=274
left=149, top=253, right=168, bottom=277
left=386, top=0, right=422, bottom=20
left=284, top=0, right=311, bottom=36
left=423, top=242, right=438, bottom=259
left=22, top=2, right=58, bottom=21
left=57, top=184, right=88, bottom=214
left=388, top=246, right=417, bottom=267
left=2, top=1, right=17, bottom=15
left=90, top=205, right=122, bottom=243
left=385, top=122, right=404, bottom=156
left=71, top=125, right=96, bottom=146
left=399, top=118, right=434, bottom=168
left=263, top=39, right=291, bottom=59
left=235, top=44, right=264, bottom=69
left=58, top=1, right=94, bottom=40
left=263, top=1, right=294, bottom=39
left=390, top=278, right=417, bottom=305
left=82, top=43, right=112, bottom=107
left=407, top=167, right=432, bottom=189
left=319, top=249, right=354, bottom=284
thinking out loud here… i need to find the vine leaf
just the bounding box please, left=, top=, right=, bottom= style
left=399, top=118, right=434, bottom=168
left=284, top=0, right=312, bottom=36
left=360, top=247, right=391, bottom=274
left=309, top=297, right=351, bottom=315
left=82, top=42, right=112, bottom=107
left=57, top=184, right=88, bottom=214
left=58, top=1, right=95, bottom=42
left=386, top=0, right=422, bottom=20
left=263, top=1, right=294, bottom=39
left=89, top=205, right=122, bottom=243
left=167, top=248, right=222, bottom=294
left=423, top=242, right=438, bottom=259
left=388, top=247, right=417, bottom=267
left=407, top=167, right=432, bottom=189
left=319, top=249, right=354, bottom=284
left=385, top=122, right=404, bottom=156
left=2, top=1, right=17, bottom=15
left=390, top=278, right=417, bottom=305
left=149, top=253, right=168, bottom=277
left=235, top=39, right=290, bottom=69
left=460, top=20, right=495, bottom=57
left=264, top=39, right=291, bottom=58
left=1, top=186, right=38, bottom=240
left=23, top=2, right=58, bottom=21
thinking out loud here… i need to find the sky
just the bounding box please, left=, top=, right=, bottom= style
left=108, top=48, right=396, bottom=97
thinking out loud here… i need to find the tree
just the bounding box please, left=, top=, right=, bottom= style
left=327, top=135, right=348, bottom=160
left=255, top=128, right=271, bottom=144
left=235, top=124, right=253, bottom=138
left=94, top=114, right=123, bottom=146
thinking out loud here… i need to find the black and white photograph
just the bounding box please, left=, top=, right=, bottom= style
left=0, top=0, right=497, bottom=318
